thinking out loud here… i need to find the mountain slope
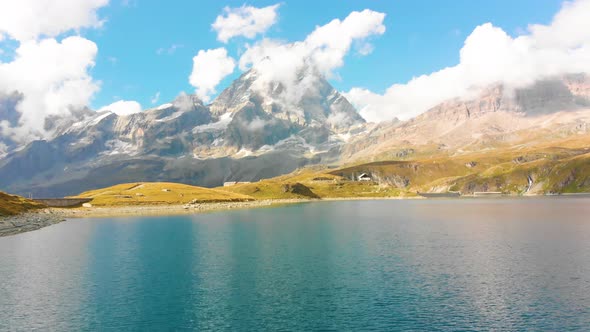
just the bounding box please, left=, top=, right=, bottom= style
left=0, top=191, right=45, bottom=216
left=74, top=182, right=253, bottom=206
left=1, top=72, right=589, bottom=197
left=342, top=75, right=590, bottom=162
left=0, top=70, right=365, bottom=197
left=333, top=134, right=590, bottom=195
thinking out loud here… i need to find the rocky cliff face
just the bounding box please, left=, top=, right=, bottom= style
left=211, top=69, right=364, bottom=129
left=0, top=70, right=365, bottom=197
left=1, top=72, right=589, bottom=197
left=341, top=74, right=590, bottom=162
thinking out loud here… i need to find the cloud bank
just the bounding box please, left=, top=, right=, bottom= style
left=0, top=0, right=110, bottom=143
left=0, top=0, right=108, bottom=41
left=238, top=9, right=386, bottom=105
left=99, top=100, right=142, bottom=116
left=189, top=48, right=236, bottom=103
left=345, top=0, right=590, bottom=123
left=0, top=37, right=100, bottom=141
left=212, top=4, right=280, bottom=43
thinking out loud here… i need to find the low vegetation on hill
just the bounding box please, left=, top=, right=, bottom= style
left=224, top=135, right=590, bottom=197
left=74, top=182, right=254, bottom=206
left=0, top=192, right=45, bottom=216
left=68, top=135, right=590, bottom=205
left=332, top=135, right=590, bottom=195
left=220, top=168, right=407, bottom=199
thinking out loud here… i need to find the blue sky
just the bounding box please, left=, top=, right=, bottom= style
left=84, top=0, right=564, bottom=109
left=2, top=0, right=586, bottom=135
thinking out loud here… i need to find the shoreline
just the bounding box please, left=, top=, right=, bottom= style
left=0, top=209, right=66, bottom=237
left=51, top=194, right=587, bottom=219
left=2, top=194, right=589, bottom=237
left=55, top=196, right=428, bottom=219
left=54, top=199, right=313, bottom=219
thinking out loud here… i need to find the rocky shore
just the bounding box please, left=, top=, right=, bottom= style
left=0, top=209, right=66, bottom=237
left=53, top=199, right=310, bottom=219
left=0, top=197, right=414, bottom=237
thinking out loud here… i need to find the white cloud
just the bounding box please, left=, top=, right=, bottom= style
left=345, top=0, right=590, bottom=123
left=0, top=0, right=111, bottom=145
left=99, top=100, right=142, bottom=116
left=212, top=4, right=280, bottom=43
left=304, top=9, right=386, bottom=75
left=121, top=0, right=137, bottom=7
left=237, top=9, right=385, bottom=105
left=327, top=111, right=353, bottom=128
left=156, top=43, right=183, bottom=55
left=356, top=42, right=374, bottom=56
left=245, top=117, right=271, bottom=131
left=173, top=92, right=201, bottom=112
left=0, top=37, right=99, bottom=141
left=150, top=91, right=160, bottom=104
left=189, top=48, right=236, bottom=103
left=0, top=142, right=8, bottom=156
left=0, top=0, right=109, bottom=41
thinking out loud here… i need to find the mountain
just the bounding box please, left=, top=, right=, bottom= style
left=0, top=92, right=22, bottom=157
left=342, top=74, right=590, bottom=162
left=0, top=91, right=95, bottom=158
left=1, top=71, right=589, bottom=197
left=0, top=69, right=365, bottom=197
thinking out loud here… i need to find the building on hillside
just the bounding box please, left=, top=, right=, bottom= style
left=223, top=181, right=252, bottom=187
left=358, top=173, right=372, bottom=181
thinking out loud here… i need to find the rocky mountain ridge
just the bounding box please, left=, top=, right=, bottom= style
left=0, top=72, right=589, bottom=197
left=341, top=74, right=590, bottom=162
left=0, top=69, right=365, bottom=197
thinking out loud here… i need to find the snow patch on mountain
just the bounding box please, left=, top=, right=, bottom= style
left=156, top=103, right=173, bottom=110
left=193, top=112, right=233, bottom=133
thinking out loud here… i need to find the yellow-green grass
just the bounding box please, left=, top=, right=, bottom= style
left=223, top=134, right=590, bottom=198
left=332, top=138, right=590, bottom=195
left=73, top=135, right=590, bottom=203
left=0, top=191, right=46, bottom=216
left=74, top=182, right=254, bottom=206
left=220, top=168, right=408, bottom=199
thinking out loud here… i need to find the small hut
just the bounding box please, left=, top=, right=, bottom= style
left=358, top=173, right=372, bottom=181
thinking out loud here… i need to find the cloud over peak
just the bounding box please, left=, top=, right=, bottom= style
left=346, top=0, right=590, bottom=123
left=212, top=4, right=280, bottom=43
left=238, top=9, right=386, bottom=105
left=189, top=48, right=236, bottom=103
left=0, top=36, right=99, bottom=141
left=0, top=0, right=111, bottom=144
left=99, top=100, right=143, bottom=116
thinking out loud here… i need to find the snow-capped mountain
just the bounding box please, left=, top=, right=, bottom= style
left=1, top=71, right=589, bottom=197
left=0, top=70, right=365, bottom=197
left=341, top=74, right=590, bottom=162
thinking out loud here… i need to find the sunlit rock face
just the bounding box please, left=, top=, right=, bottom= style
left=1, top=71, right=588, bottom=197
left=340, top=74, right=590, bottom=162
left=0, top=69, right=366, bottom=197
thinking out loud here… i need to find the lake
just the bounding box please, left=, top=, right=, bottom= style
left=1, top=198, right=590, bottom=330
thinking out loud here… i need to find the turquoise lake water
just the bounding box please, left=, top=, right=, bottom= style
left=1, top=198, right=590, bottom=331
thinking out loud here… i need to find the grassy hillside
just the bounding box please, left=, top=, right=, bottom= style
left=74, top=182, right=254, bottom=206
left=220, top=167, right=408, bottom=200
left=331, top=135, right=590, bottom=195
left=223, top=135, right=590, bottom=197
left=0, top=192, right=46, bottom=216
left=69, top=135, right=590, bottom=204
